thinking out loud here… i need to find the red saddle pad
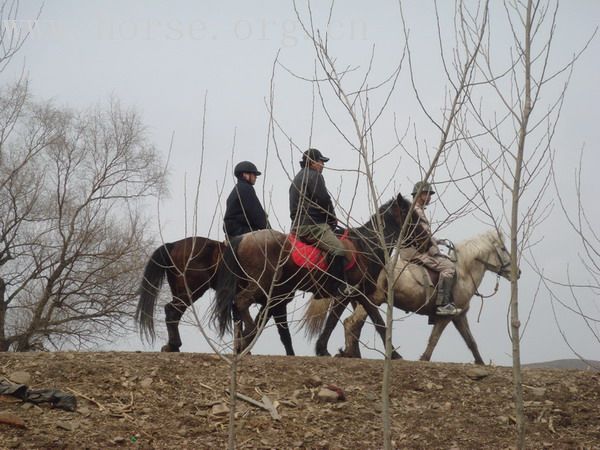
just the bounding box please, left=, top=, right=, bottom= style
left=288, top=231, right=356, bottom=271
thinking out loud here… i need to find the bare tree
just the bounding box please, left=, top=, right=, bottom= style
left=0, top=94, right=165, bottom=351
left=455, top=0, right=594, bottom=446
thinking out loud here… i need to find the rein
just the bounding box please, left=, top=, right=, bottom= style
left=472, top=245, right=506, bottom=322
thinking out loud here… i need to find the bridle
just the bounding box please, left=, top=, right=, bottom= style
left=472, top=241, right=511, bottom=321
left=475, top=242, right=511, bottom=275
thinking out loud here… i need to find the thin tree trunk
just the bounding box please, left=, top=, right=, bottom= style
left=0, top=278, right=8, bottom=351
left=227, top=349, right=239, bottom=449
left=510, top=1, right=533, bottom=448
left=382, top=276, right=395, bottom=450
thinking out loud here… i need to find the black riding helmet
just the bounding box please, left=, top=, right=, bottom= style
left=234, top=161, right=262, bottom=179
left=411, top=181, right=435, bottom=196
left=300, top=148, right=330, bottom=168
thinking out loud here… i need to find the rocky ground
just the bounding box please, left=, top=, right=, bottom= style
left=0, top=352, right=599, bottom=449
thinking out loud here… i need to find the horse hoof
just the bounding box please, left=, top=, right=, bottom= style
left=161, top=344, right=180, bottom=352
left=316, top=349, right=331, bottom=357
left=336, top=348, right=360, bottom=358
left=391, top=351, right=403, bottom=360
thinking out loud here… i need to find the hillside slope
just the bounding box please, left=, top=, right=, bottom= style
left=1, top=352, right=599, bottom=449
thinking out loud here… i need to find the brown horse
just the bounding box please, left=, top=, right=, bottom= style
left=212, top=193, right=429, bottom=355
left=303, top=230, right=517, bottom=364
left=135, top=236, right=296, bottom=354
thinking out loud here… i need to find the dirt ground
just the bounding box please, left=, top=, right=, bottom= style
left=0, top=352, right=599, bottom=449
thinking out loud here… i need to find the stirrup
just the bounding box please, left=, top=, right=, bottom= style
left=436, top=303, right=462, bottom=316
left=337, top=283, right=360, bottom=297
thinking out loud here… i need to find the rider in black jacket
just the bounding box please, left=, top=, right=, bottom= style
left=289, top=148, right=350, bottom=296
left=224, top=161, right=270, bottom=238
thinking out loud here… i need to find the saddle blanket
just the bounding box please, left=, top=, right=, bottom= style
left=288, top=231, right=356, bottom=272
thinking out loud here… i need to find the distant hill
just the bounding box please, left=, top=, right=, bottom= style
left=523, top=358, right=600, bottom=370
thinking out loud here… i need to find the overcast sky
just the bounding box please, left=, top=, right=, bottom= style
left=3, top=1, right=599, bottom=365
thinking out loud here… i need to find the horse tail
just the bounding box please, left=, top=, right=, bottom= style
left=136, top=243, right=173, bottom=343
left=300, top=295, right=332, bottom=340
left=212, top=236, right=244, bottom=337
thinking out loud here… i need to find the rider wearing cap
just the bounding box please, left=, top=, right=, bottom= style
left=289, top=148, right=349, bottom=296
left=223, top=161, right=270, bottom=238
left=411, top=181, right=462, bottom=316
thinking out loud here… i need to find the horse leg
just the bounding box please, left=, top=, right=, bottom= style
left=452, top=313, right=485, bottom=365
left=315, top=297, right=349, bottom=357
left=340, top=303, right=367, bottom=358
left=420, top=317, right=452, bottom=361
left=359, top=299, right=402, bottom=360
left=161, top=297, right=190, bottom=352
left=271, top=297, right=295, bottom=356
left=249, top=301, right=292, bottom=354
left=237, top=306, right=260, bottom=354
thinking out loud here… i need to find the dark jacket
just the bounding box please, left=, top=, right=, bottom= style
left=224, top=179, right=269, bottom=238
left=289, top=167, right=337, bottom=229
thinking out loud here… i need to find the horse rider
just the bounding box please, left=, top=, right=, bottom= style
left=411, top=181, right=462, bottom=316
left=223, top=161, right=271, bottom=239
left=289, top=148, right=350, bottom=296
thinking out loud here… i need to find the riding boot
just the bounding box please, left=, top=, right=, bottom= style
left=326, top=255, right=348, bottom=297
left=435, top=277, right=462, bottom=316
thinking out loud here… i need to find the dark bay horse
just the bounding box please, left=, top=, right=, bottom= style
left=135, top=236, right=296, bottom=354
left=304, top=230, right=516, bottom=364
left=212, top=193, right=429, bottom=355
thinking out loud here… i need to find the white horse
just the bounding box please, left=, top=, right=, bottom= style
left=303, top=230, right=517, bottom=364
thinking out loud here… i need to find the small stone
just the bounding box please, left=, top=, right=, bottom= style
left=211, top=403, right=229, bottom=416
left=8, top=371, right=31, bottom=385
left=305, top=375, right=322, bottom=388
left=0, top=412, right=26, bottom=428
left=317, top=387, right=341, bottom=402
left=77, top=406, right=91, bottom=416
left=466, top=367, right=490, bottom=380
left=140, top=378, right=153, bottom=388
left=529, top=387, right=546, bottom=397
left=112, top=437, right=126, bottom=444
left=56, top=420, right=79, bottom=431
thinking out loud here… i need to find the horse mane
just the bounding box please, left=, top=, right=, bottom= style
left=455, top=229, right=503, bottom=261
left=352, top=197, right=397, bottom=237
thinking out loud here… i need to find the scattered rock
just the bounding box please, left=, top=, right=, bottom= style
left=211, top=403, right=229, bottom=416
left=8, top=371, right=31, bottom=385
left=140, top=378, right=153, bottom=388
left=0, top=412, right=26, bottom=428
left=112, top=437, right=126, bottom=444
left=305, top=375, right=322, bottom=388
left=317, top=387, right=341, bottom=402
left=425, top=381, right=443, bottom=390
left=56, top=420, right=79, bottom=431
left=325, top=384, right=346, bottom=401
left=77, top=406, right=91, bottom=417
left=466, top=367, right=490, bottom=380
left=528, top=386, right=547, bottom=397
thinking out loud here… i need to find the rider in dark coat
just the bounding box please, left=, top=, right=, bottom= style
left=289, top=148, right=350, bottom=296
left=224, top=161, right=270, bottom=238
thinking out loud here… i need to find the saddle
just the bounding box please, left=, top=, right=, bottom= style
left=396, top=247, right=456, bottom=325
left=396, top=248, right=440, bottom=287
left=288, top=230, right=356, bottom=272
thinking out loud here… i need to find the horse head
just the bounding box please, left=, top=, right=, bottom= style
left=480, top=231, right=520, bottom=281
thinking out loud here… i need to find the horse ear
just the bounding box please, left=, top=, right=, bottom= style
left=396, top=193, right=409, bottom=212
